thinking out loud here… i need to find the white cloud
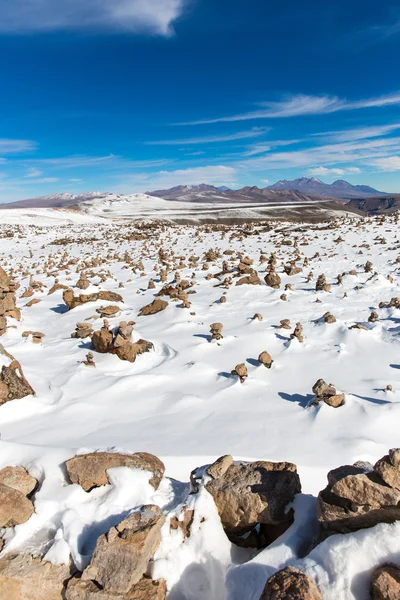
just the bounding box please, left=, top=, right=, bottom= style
left=69, top=178, right=83, bottom=182
left=0, top=139, right=36, bottom=154
left=315, top=123, right=400, bottom=143
left=308, top=166, right=361, bottom=177
left=368, top=156, right=400, bottom=171
left=180, top=91, right=400, bottom=125
left=0, top=0, right=187, bottom=35
left=147, top=127, right=270, bottom=145
left=25, top=168, right=43, bottom=178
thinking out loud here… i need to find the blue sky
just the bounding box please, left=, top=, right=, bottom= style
left=1, top=0, right=400, bottom=201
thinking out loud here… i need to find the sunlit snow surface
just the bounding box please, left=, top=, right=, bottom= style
left=0, top=213, right=399, bottom=599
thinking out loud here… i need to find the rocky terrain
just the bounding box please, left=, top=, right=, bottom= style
left=0, top=212, right=399, bottom=598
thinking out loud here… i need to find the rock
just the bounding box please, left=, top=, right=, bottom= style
left=312, top=379, right=344, bottom=408
left=371, top=564, right=400, bottom=600
left=76, top=273, right=91, bottom=290
left=0, top=484, right=34, bottom=527
left=258, top=351, right=274, bottom=368
left=66, top=452, right=165, bottom=491
left=82, top=506, right=165, bottom=594
left=315, top=274, right=331, bottom=293
left=66, top=577, right=167, bottom=599
left=199, top=457, right=301, bottom=534
left=259, top=566, right=322, bottom=600
left=22, top=331, right=45, bottom=344
left=317, top=450, right=400, bottom=534
left=170, top=507, right=194, bottom=539
left=138, top=299, right=168, bottom=317
left=96, top=306, right=120, bottom=318
left=232, top=363, right=248, bottom=383
left=92, top=324, right=114, bottom=354
left=265, top=271, right=281, bottom=289
left=0, top=553, right=72, bottom=600
left=0, top=346, right=35, bottom=405
left=0, top=466, right=37, bottom=496
left=72, top=323, right=94, bottom=339
left=210, top=322, right=223, bottom=341
left=63, top=290, right=123, bottom=311
left=114, top=340, right=153, bottom=363
left=322, top=312, right=336, bottom=324
left=236, top=273, right=261, bottom=286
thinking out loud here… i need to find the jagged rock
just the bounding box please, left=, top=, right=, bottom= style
left=66, top=452, right=165, bottom=491
left=312, top=379, right=344, bottom=408
left=63, top=290, right=123, bottom=311
left=231, top=363, right=248, bottom=383
left=317, top=449, right=400, bottom=534
left=236, top=273, right=261, bottom=286
left=370, top=564, right=400, bottom=600
left=82, top=506, right=165, bottom=594
left=138, top=299, right=168, bottom=316
left=0, top=484, right=34, bottom=527
left=0, top=553, right=72, bottom=600
left=72, top=323, right=94, bottom=339
left=92, top=324, right=114, bottom=354
left=265, top=271, right=281, bottom=289
left=0, top=466, right=37, bottom=496
left=374, top=449, right=400, bottom=491
left=258, top=351, right=274, bottom=368
left=210, top=322, right=223, bottom=341
left=259, top=566, right=322, bottom=600
left=197, top=457, right=301, bottom=534
left=170, top=507, right=194, bottom=539
left=66, top=577, right=167, bottom=599
left=114, top=340, right=153, bottom=363
left=0, top=346, right=35, bottom=405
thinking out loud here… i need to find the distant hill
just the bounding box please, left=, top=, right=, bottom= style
left=267, top=177, right=385, bottom=199
left=347, top=195, right=400, bottom=215
left=2, top=191, right=108, bottom=209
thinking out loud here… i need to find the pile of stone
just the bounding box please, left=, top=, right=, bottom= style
left=92, top=320, right=153, bottom=363
left=0, top=267, right=20, bottom=336
left=63, top=289, right=123, bottom=311
left=0, top=344, right=35, bottom=406
left=71, top=322, right=94, bottom=339
left=312, top=379, right=345, bottom=408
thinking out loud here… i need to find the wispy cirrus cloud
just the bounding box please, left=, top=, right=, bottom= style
left=0, top=0, right=188, bottom=35
left=146, top=127, right=271, bottom=146
left=313, top=123, right=400, bottom=143
left=179, top=92, right=400, bottom=125
left=368, top=156, right=400, bottom=171
left=308, top=166, right=361, bottom=177
left=0, top=139, right=36, bottom=154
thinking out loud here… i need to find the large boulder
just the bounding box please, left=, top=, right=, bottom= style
left=82, top=506, right=165, bottom=594
left=138, top=299, right=168, bottom=317
left=66, top=577, right=166, bottom=599
left=317, top=449, right=400, bottom=534
left=371, top=564, right=400, bottom=600
left=259, top=566, right=322, bottom=600
left=0, top=267, right=20, bottom=335
left=0, top=553, right=71, bottom=600
left=0, top=346, right=35, bottom=405
left=0, top=484, right=34, bottom=527
left=66, top=452, right=165, bottom=492
left=63, top=290, right=123, bottom=311
left=193, top=456, right=301, bottom=534
left=0, top=466, right=37, bottom=496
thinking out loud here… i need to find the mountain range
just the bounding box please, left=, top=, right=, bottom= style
left=1, top=177, right=387, bottom=212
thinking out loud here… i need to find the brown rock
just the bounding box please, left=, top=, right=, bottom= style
left=201, top=458, right=301, bottom=534
left=236, top=274, right=261, bottom=286
left=66, top=577, right=167, bottom=600
left=0, top=484, right=34, bottom=527
left=138, top=299, right=168, bottom=316
left=258, top=351, right=274, bottom=368
left=265, top=271, right=281, bottom=289
left=63, top=290, right=123, bottom=311
left=170, top=507, right=194, bottom=539
left=371, top=564, right=400, bottom=600
left=0, top=466, right=37, bottom=496
left=114, top=340, right=153, bottom=363
left=0, top=554, right=71, bottom=600
left=92, top=327, right=113, bottom=354
left=82, top=506, right=165, bottom=594
left=374, top=452, right=400, bottom=490
left=259, top=566, right=322, bottom=600
left=66, top=452, right=165, bottom=492
left=0, top=349, right=35, bottom=405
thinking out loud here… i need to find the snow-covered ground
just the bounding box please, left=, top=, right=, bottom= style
left=0, top=214, right=399, bottom=598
